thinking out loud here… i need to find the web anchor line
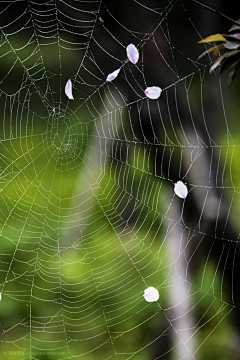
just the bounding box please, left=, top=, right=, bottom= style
left=186, top=0, right=240, bottom=26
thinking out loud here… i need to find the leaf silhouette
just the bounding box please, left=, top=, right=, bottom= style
left=198, top=24, right=240, bottom=86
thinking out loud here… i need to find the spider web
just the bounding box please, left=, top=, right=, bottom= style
left=0, top=0, right=240, bottom=359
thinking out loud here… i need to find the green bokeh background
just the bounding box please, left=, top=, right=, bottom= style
left=1, top=1, right=240, bottom=359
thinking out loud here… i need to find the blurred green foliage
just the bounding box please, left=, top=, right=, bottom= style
left=1, top=2, right=240, bottom=359
left=0, top=120, right=237, bottom=359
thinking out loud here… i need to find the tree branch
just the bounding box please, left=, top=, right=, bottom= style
left=187, top=0, right=240, bottom=27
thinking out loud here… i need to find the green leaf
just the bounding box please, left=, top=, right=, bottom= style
left=199, top=34, right=227, bottom=43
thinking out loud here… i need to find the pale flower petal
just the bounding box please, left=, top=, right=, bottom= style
left=143, top=286, right=159, bottom=302
left=174, top=181, right=188, bottom=199
left=106, top=68, right=121, bottom=82
left=126, top=43, right=139, bottom=64
left=65, top=79, right=74, bottom=100
left=144, top=86, right=162, bottom=100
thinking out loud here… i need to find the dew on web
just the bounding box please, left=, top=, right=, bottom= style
left=0, top=0, right=240, bottom=359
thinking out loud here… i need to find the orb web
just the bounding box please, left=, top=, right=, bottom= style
left=0, top=1, right=240, bottom=359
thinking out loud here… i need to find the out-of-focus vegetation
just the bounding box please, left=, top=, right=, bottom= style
left=0, top=120, right=237, bottom=359
left=0, top=110, right=237, bottom=359
left=1, top=1, right=240, bottom=359
left=198, top=21, right=240, bottom=88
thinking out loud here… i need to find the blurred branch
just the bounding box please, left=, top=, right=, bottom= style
left=187, top=0, right=240, bottom=26
left=166, top=195, right=195, bottom=360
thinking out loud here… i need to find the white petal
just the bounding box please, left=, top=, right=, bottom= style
left=126, top=43, right=139, bottom=64
left=106, top=68, right=121, bottom=82
left=65, top=79, right=74, bottom=100
left=144, top=86, right=162, bottom=100
left=174, top=181, right=188, bottom=199
left=143, top=286, right=159, bottom=302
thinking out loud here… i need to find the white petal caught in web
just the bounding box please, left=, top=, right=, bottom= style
left=143, top=286, right=159, bottom=302
left=106, top=68, right=121, bottom=82
left=144, top=86, right=162, bottom=100
left=174, top=181, right=188, bottom=199
left=126, top=43, right=139, bottom=64
left=65, top=79, right=74, bottom=100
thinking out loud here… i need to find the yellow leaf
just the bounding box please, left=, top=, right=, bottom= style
left=213, top=44, right=225, bottom=55
left=197, top=44, right=224, bottom=60
left=199, top=34, right=227, bottom=43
